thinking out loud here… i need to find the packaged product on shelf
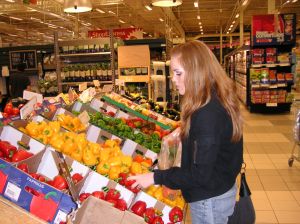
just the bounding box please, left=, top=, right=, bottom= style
left=89, top=44, right=95, bottom=53
left=277, top=53, right=290, bottom=63
left=277, top=73, right=285, bottom=83
left=252, top=48, right=264, bottom=56
left=286, top=93, right=294, bottom=102
left=266, top=56, right=277, bottom=64
left=285, top=73, right=294, bottom=83
left=260, top=68, right=270, bottom=84
left=266, top=48, right=277, bottom=56
left=252, top=56, right=264, bottom=64
left=269, top=70, right=277, bottom=84
left=250, top=68, right=261, bottom=84
left=270, top=90, right=277, bottom=95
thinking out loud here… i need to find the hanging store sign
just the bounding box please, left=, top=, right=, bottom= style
left=88, top=28, right=143, bottom=40
left=252, top=13, right=296, bottom=46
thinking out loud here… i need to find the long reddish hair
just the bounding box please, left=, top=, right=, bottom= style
left=171, top=41, right=243, bottom=142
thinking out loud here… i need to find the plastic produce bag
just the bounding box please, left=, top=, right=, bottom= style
left=293, top=109, right=300, bottom=142
left=157, top=127, right=182, bottom=200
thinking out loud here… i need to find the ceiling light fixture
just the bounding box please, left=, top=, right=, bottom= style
left=145, top=5, right=153, bottom=10
left=10, top=16, right=23, bottom=21
left=199, top=22, right=202, bottom=25
left=235, top=14, right=239, bottom=18
left=108, top=10, right=116, bottom=14
left=232, top=21, right=236, bottom=24
left=159, top=18, right=164, bottom=22
left=64, top=0, right=92, bottom=13
left=200, top=26, right=203, bottom=29
left=292, top=0, right=298, bottom=2
left=119, top=19, right=125, bottom=23
left=242, top=0, right=248, bottom=6
left=151, top=0, right=182, bottom=7
left=194, top=1, right=199, bottom=7
left=95, top=8, right=105, bottom=13
left=197, top=15, right=200, bottom=19
left=5, top=0, right=15, bottom=2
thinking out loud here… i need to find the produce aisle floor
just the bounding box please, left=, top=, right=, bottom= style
left=184, top=101, right=300, bottom=224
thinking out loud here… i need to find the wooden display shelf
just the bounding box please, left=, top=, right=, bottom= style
left=61, top=81, right=112, bottom=86
left=118, top=75, right=149, bottom=83
left=251, top=63, right=290, bottom=68
left=0, top=196, right=46, bottom=224
left=59, top=52, right=111, bottom=57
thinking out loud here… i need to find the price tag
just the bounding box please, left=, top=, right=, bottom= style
left=23, top=90, right=43, bottom=104
left=102, top=84, right=113, bottom=93
left=20, top=96, right=37, bottom=119
left=0, top=113, right=3, bottom=119
left=115, top=79, right=125, bottom=86
left=78, top=110, right=90, bottom=127
left=93, top=80, right=100, bottom=87
left=79, top=82, right=87, bottom=92
left=266, top=103, right=278, bottom=107
left=4, top=182, right=21, bottom=201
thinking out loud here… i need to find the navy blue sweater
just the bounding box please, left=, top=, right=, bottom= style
left=154, top=97, right=243, bottom=203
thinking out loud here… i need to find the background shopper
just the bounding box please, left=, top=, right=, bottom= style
left=128, top=40, right=243, bottom=224
left=9, top=62, right=31, bottom=99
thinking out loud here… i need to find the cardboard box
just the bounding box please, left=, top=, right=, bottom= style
left=121, top=139, right=157, bottom=163
left=130, top=191, right=180, bottom=224
left=0, top=159, right=12, bottom=195
left=0, top=125, right=46, bottom=157
left=73, top=196, right=146, bottom=224
left=79, top=171, right=134, bottom=206
left=86, top=124, right=122, bottom=144
left=90, top=98, right=119, bottom=115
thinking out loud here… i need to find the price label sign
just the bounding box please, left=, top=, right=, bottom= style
left=93, top=80, right=100, bottom=87
left=102, top=84, right=113, bottom=93
left=79, top=82, right=87, bottom=92
left=23, top=90, right=43, bottom=103
left=266, top=103, right=278, bottom=107
left=78, top=110, right=90, bottom=127
left=20, top=96, right=37, bottom=119
left=115, top=79, right=125, bottom=86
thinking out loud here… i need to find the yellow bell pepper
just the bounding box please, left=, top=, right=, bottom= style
left=99, top=149, right=110, bottom=162
left=26, top=122, right=39, bottom=137
left=48, top=121, right=61, bottom=133
left=89, top=142, right=101, bottom=155
left=108, top=156, right=122, bottom=167
left=130, top=162, right=142, bottom=175
left=109, top=166, right=121, bottom=180
left=153, top=187, right=163, bottom=201
left=18, top=127, right=28, bottom=135
left=43, top=126, right=54, bottom=138
left=62, top=139, right=76, bottom=155
left=111, top=146, right=121, bottom=156
left=83, top=147, right=98, bottom=166
left=121, top=155, right=132, bottom=167
left=104, top=139, right=117, bottom=148
left=49, top=134, right=64, bottom=152
left=71, top=148, right=83, bottom=162
left=97, top=161, right=110, bottom=175
left=36, top=134, right=49, bottom=144
left=120, top=165, right=129, bottom=173
left=175, top=197, right=185, bottom=210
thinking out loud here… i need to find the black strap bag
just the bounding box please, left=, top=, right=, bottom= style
left=228, top=163, right=256, bottom=224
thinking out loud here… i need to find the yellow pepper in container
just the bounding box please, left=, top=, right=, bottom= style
left=49, top=133, right=64, bottom=152
left=121, top=155, right=132, bottom=167
left=97, top=161, right=110, bottom=175
left=109, top=166, right=121, bottom=180
left=62, top=139, right=76, bottom=156
left=71, top=148, right=83, bottom=162
left=108, top=156, right=122, bottom=167
left=130, top=162, right=142, bottom=175
left=83, top=146, right=98, bottom=166
left=48, top=121, right=61, bottom=134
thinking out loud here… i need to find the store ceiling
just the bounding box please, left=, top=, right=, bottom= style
left=0, top=0, right=299, bottom=46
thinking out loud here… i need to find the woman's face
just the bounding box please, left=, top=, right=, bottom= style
left=171, top=56, right=186, bottom=95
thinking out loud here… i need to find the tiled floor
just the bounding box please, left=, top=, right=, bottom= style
left=185, top=102, right=300, bottom=223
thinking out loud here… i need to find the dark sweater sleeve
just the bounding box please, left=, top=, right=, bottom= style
left=154, top=106, right=224, bottom=190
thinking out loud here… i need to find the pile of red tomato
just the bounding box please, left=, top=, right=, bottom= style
left=2, top=102, right=23, bottom=118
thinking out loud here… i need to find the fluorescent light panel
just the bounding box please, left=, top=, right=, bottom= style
left=159, top=18, right=164, bottom=22
left=108, top=10, right=116, bottom=14
left=197, top=15, right=200, bottom=19
left=194, top=1, right=198, bottom=7
left=10, top=16, right=23, bottom=21
left=96, top=8, right=105, bottom=13
left=145, top=5, right=152, bottom=10
left=119, top=19, right=125, bottom=23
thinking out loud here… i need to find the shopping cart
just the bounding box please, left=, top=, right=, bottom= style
left=288, top=99, right=300, bottom=167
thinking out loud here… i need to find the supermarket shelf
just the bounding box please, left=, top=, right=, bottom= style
left=251, top=63, right=290, bottom=68
left=251, top=83, right=290, bottom=89
left=59, top=52, right=111, bottom=57
left=61, top=81, right=112, bottom=86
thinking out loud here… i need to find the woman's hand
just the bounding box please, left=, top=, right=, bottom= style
left=127, top=172, right=155, bottom=189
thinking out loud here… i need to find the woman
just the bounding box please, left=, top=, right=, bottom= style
left=129, top=40, right=243, bottom=224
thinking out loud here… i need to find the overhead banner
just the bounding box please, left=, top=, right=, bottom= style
left=88, top=28, right=143, bottom=40
left=252, top=13, right=296, bottom=46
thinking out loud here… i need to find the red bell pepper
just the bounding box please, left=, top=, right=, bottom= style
left=131, top=200, right=147, bottom=217
left=51, top=175, right=68, bottom=190
left=79, top=192, right=91, bottom=203
left=11, top=149, right=33, bottom=162
left=105, top=189, right=121, bottom=201
left=27, top=187, right=59, bottom=222
left=0, top=165, right=8, bottom=193
left=0, top=141, right=17, bottom=158
left=106, top=198, right=117, bottom=207
left=115, top=198, right=127, bottom=211
left=125, top=179, right=141, bottom=194
left=17, top=163, right=29, bottom=173
left=71, top=173, right=83, bottom=184
left=144, top=207, right=156, bottom=223
left=0, top=151, right=4, bottom=158
left=92, top=191, right=105, bottom=200
left=118, top=172, right=128, bottom=186
left=151, top=216, right=164, bottom=224
left=169, top=206, right=183, bottom=223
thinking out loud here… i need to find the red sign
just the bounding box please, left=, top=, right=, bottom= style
left=252, top=14, right=296, bottom=46
left=88, top=28, right=143, bottom=40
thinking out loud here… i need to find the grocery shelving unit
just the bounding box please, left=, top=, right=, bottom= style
left=54, top=36, right=116, bottom=93
left=117, top=45, right=151, bottom=97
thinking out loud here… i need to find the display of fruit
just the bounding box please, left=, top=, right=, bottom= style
left=89, top=112, right=161, bottom=153
left=0, top=140, right=33, bottom=163
left=2, top=101, right=23, bottom=118
left=79, top=188, right=128, bottom=211
left=146, top=185, right=185, bottom=210
left=56, top=114, right=86, bottom=132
